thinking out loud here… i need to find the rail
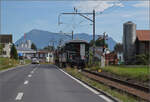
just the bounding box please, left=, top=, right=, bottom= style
left=82, top=69, right=150, bottom=102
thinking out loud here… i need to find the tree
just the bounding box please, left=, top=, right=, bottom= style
left=43, top=46, right=54, bottom=51
left=114, top=43, right=123, bottom=53
left=0, top=44, right=3, bottom=55
left=89, top=40, right=94, bottom=47
left=89, top=39, right=108, bottom=47
left=95, top=39, right=108, bottom=47
left=10, top=44, right=18, bottom=60
left=31, top=43, right=37, bottom=50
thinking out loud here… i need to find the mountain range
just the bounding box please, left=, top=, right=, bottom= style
left=15, top=29, right=117, bottom=51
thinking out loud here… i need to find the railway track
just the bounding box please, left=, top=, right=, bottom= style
left=82, top=69, right=150, bottom=102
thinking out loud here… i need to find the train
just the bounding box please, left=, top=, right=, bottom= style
left=55, top=40, right=89, bottom=68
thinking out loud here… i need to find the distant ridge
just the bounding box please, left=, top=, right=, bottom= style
left=15, top=29, right=117, bottom=51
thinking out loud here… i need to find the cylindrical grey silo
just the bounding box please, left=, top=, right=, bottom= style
left=123, top=21, right=136, bottom=64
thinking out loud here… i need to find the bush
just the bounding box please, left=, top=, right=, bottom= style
left=136, top=54, right=149, bottom=65
left=10, top=44, right=18, bottom=60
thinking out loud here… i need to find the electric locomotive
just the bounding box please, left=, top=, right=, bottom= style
left=56, top=40, right=89, bottom=68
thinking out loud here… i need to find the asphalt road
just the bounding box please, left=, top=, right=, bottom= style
left=0, top=64, right=113, bottom=102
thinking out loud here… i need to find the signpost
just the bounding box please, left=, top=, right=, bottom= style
left=80, top=44, right=85, bottom=60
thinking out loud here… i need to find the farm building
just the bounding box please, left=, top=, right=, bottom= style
left=123, top=21, right=150, bottom=64
left=135, top=30, right=150, bottom=55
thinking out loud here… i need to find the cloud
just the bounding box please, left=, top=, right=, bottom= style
left=133, top=1, right=149, bottom=8
left=122, top=14, right=132, bottom=18
left=73, top=1, right=124, bottom=13
left=114, top=2, right=124, bottom=7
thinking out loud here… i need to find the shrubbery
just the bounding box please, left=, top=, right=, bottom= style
left=10, top=44, right=18, bottom=60
left=136, top=54, right=149, bottom=65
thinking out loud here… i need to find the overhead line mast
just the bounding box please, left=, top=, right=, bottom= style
left=58, top=8, right=97, bottom=64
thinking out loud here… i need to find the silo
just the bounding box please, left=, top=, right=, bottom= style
left=21, top=42, right=24, bottom=48
left=123, top=21, right=136, bottom=64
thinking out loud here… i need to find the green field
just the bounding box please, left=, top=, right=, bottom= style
left=102, top=65, right=150, bottom=82
left=87, top=65, right=150, bottom=82
left=0, top=57, right=18, bottom=71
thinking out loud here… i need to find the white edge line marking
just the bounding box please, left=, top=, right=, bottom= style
left=34, top=68, right=37, bottom=71
left=99, top=95, right=113, bottom=102
left=59, top=69, right=100, bottom=95
left=15, top=92, right=24, bottom=100
left=24, top=80, right=29, bottom=85
left=28, top=74, right=32, bottom=77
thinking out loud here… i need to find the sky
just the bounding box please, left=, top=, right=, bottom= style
left=1, top=0, right=149, bottom=43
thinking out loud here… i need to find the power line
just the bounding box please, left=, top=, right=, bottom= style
left=58, top=8, right=97, bottom=64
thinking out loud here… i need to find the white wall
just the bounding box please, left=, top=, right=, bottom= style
left=0, top=43, right=12, bottom=58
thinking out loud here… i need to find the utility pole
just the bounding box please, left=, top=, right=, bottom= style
left=58, top=8, right=96, bottom=64
left=93, top=10, right=96, bottom=63
left=72, top=30, right=74, bottom=40
left=49, top=39, right=56, bottom=51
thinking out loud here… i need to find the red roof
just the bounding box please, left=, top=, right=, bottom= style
left=136, top=30, right=150, bottom=41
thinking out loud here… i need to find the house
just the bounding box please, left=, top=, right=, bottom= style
left=105, top=52, right=118, bottom=65
left=16, top=47, right=36, bottom=59
left=0, top=34, right=12, bottom=58
left=16, top=40, right=36, bottom=59
left=36, top=50, right=54, bottom=63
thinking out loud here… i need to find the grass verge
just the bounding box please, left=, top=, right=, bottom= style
left=0, top=57, right=31, bottom=71
left=64, top=67, right=145, bottom=102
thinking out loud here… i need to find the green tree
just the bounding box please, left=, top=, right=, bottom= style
left=136, top=54, right=149, bottom=65
left=0, top=44, right=3, bottom=55
left=10, top=44, right=18, bottom=60
left=114, top=43, right=123, bottom=53
left=31, top=43, right=37, bottom=50
left=95, top=39, right=108, bottom=47
left=43, top=46, right=54, bottom=51
left=89, top=40, right=94, bottom=47
left=89, top=39, right=108, bottom=47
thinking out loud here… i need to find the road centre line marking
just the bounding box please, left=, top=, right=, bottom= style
left=31, top=71, right=34, bottom=74
left=59, top=69, right=100, bottom=95
left=15, top=92, right=24, bottom=100
left=28, top=74, right=32, bottom=77
left=24, top=80, right=29, bottom=85
left=99, top=95, right=113, bottom=102
left=34, top=68, right=37, bottom=71
left=31, top=68, right=37, bottom=73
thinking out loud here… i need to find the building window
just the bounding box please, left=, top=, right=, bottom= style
left=2, top=51, right=6, bottom=55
